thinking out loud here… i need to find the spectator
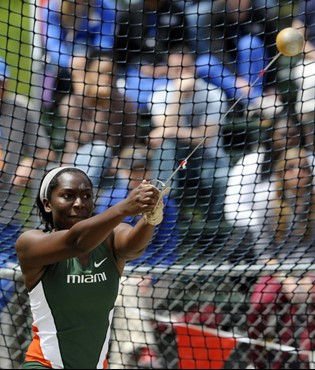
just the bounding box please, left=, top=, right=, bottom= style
left=115, top=0, right=188, bottom=67
left=148, top=45, right=230, bottom=221
left=292, top=59, right=315, bottom=152
left=195, top=0, right=282, bottom=118
left=292, top=0, right=315, bottom=61
left=59, top=51, right=138, bottom=187
left=36, top=0, right=117, bottom=110
left=184, top=0, right=214, bottom=57
left=291, top=1, right=315, bottom=152
left=224, top=117, right=315, bottom=258
left=95, top=146, right=179, bottom=368
left=114, top=0, right=188, bottom=117
left=0, top=56, right=53, bottom=368
left=117, top=63, right=168, bottom=116
left=245, top=147, right=315, bottom=369
left=255, top=147, right=315, bottom=263
left=0, top=57, right=53, bottom=265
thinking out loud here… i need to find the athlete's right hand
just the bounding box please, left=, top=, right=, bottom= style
left=122, top=180, right=160, bottom=216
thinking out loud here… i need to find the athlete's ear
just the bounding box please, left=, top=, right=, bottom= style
left=43, top=199, right=52, bottom=213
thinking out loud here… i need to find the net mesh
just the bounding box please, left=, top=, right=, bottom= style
left=1, top=0, right=315, bottom=368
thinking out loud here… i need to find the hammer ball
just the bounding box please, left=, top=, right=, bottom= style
left=276, top=27, right=305, bottom=57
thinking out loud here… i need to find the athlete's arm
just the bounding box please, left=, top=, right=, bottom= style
left=112, top=218, right=156, bottom=262
left=16, top=182, right=159, bottom=268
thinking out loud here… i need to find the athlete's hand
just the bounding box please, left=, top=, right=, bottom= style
left=123, top=180, right=160, bottom=216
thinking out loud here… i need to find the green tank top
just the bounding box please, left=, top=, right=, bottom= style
left=24, top=242, right=120, bottom=369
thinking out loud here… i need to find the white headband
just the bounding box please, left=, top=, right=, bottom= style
left=39, top=167, right=89, bottom=204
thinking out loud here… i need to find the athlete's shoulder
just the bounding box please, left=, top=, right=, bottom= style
left=16, top=229, right=47, bottom=249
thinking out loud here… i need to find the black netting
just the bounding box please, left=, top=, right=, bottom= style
left=1, top=0, right=315, bottom=369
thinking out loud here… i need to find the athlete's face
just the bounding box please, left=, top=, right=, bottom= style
left=44, top=172, right=94, bottom=231
left=282, top=156, right=313, bottom=192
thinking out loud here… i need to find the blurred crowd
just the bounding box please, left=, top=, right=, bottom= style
left=1, top=0, right=315, bottom=368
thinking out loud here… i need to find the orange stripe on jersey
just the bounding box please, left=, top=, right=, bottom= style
left=103, top=358, right=108, bottom=369
left=0, top=148, right=4, bottom=171
left=25, top=325, right=53, bottom=368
